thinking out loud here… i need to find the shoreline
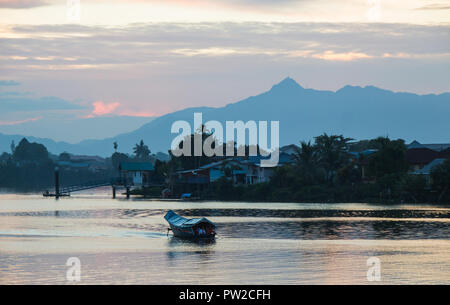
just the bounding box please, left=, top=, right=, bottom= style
left=1, top=191, right=449, bottom=207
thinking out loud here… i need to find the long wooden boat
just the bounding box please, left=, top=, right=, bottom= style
left=164, top=210, right=216, bottom=239
left=43, top=192, right=70, bottom=197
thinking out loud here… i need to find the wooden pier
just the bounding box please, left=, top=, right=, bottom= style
left=43, top=168, right=132, bottom=199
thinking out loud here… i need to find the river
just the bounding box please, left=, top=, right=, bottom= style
left=0, top=189, right=449, bottom=284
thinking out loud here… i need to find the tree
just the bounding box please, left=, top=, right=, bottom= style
left=10, top=140, right=15, bottom=154
left=367, top=137, right=408, bottom=178
left=314, top=133, right=353, bottom=184
left=133, top=140, right=151, bottom=160
left=270, top=165, right=296, bottom=188
left=153, top=159, right=168, bottom=183
left=13, top=138, right=50, bottom=162
left=111, top=152, right=129, bottom=171
left=292, top=141, right=321, bottom=185
left=0, top=152, right=11, bottom=164
left=337, top=163, right=361, bottom=185
left=171, top=127, right=222, bottom=170
left=401, top=175, right=427, bottom=203
left=113, top=142, right=118, bottom=152
left=59, top=152, right=71, bottom=161
left=431, top=159, right=450, bottom=202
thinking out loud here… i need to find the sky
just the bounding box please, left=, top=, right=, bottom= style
left=0, top=0, right=449, bottom=142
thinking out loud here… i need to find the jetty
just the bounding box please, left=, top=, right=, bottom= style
left=43, top=168, right=135, bottom=199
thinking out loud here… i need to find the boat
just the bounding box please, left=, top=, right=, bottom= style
left=164, top=210, right=216, bottom=239
left=43, top=190, right=70, bottom=197
left=180, top=193, right=201, bottom=201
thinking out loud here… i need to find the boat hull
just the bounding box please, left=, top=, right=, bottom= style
left=165, top=210, right=216, bottom=240
left=169, top=224, right=215, bottom=240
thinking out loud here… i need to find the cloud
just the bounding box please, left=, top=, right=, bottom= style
left=84, top=101, right=155, bottom=118
left=4, top=22, right=449, bottom=67
left=312, top=51, right=372, bottom=61
left=0, top=0, right=49, bottom=9
left=118, top=110, right=155, bottom=117
left=1, top=21, right=449, bottom=115
left=0, top=116, right=42, bottom=126
left=0, top=80, right=20, bottom=86
left=415, top=3, right=450, bottom=10
left=90, top=101, right=120, bottom=116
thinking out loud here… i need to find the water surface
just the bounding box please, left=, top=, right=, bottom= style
left=0, top=190, right=449, bottom=284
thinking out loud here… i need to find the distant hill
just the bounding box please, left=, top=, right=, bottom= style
left=0, top=133, right=77, bottom=155
left=0, top=115, right=153, bottom=144
left=1, top=77, right=449, bottom=156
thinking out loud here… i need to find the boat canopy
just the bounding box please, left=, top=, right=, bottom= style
left=164, top=210, right=215, bottom=229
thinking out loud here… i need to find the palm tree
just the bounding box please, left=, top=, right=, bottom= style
left=133, top=140, right=150, bottom=160
left=314, top=133, right=353, bottom=183
left=293, top=141, right=320, bottom=185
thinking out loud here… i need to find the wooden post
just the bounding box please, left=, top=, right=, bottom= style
left=55, top=167, right=60, bottom=199
left=126, top=187, right=130, bottom=199
left=112, top=186, right=116, bottom=199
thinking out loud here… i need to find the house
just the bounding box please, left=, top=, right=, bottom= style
left=56, top=154, right=108, bottom=172
left=411, top=158, right=446, bottom=185
left=175, top=159, right=246, bottom=185
left=119, top=162, right=154, bottom=186
left=174, top=152, right=295, bottom=186
left=406, top=141, right=450, bottom=171
left=348, top=149, right=379, bottom=179
left=243, top=152, right=295, bottom=184
left=56, top=160, right=90, bottom=169
left=242, top=161, right=271, bottom=184
left=407, top=140, right=450, bottom=152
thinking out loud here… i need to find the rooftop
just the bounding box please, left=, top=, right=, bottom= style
left=412, top=158, right=446, bottom=175
left=408, top=140, right=450, bottom=152
left=120, top=162, right=154, bottom=171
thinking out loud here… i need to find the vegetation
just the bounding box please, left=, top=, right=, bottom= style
left=0, top=134, right=449, bottom=203
left=431, top=159, right=450, bottom=202
left=0, top=139, right=111, bottom=191
left=0, top=138, right=166, bottom=192
left=186, top=134, right=449, bottom=204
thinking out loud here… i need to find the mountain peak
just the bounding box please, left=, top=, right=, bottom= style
left=270, top=77, right=303, bottom=91
left=337, top=84, right=392, bottom=95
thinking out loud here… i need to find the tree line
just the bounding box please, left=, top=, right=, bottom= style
left=0, top=134, right=449, bottom=203
left=164, top=130, right=450, bottom=204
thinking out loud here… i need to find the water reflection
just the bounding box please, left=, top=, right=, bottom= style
left=2, top=207, right=449, bottom=241
left=167, top=236, right=216, bottom=246
left=3, top=207, right=449, bottom=219
left=1, top=197, right=449, bottom=284
left=166, top=237, right=216, bottom=267
left=217, top=220, right=450, bottom=240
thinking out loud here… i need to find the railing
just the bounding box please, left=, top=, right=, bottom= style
left=59, top=179, right=112, bottom=194
left=110, top=177, right=132, bottom=186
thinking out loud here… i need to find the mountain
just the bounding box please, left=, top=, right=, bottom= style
left=0, top=115, right=154, bottom=144
left=1, top=77, right=449, bottom=156
left=0, top=133, right=77, bottom=156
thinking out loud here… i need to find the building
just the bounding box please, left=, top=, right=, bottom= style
left=175, top=159, right=246, bottom=185
left=119, top=162, right=154, bottom=186
left=407, top=141, right=450, bottom=152
left=411, top=158, right=446, bottom=185
left=348, top=149, right=379, bottom=179
left=56, top=160, right=90, bottom=169
left=407, top=141, right=450, bottom=171
left=174, top=152, right=295, bottom=186
left=243, top=152, right=295, bottom=184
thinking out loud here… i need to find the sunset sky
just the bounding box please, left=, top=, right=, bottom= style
left=0, top=0, right=449, bottom=140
